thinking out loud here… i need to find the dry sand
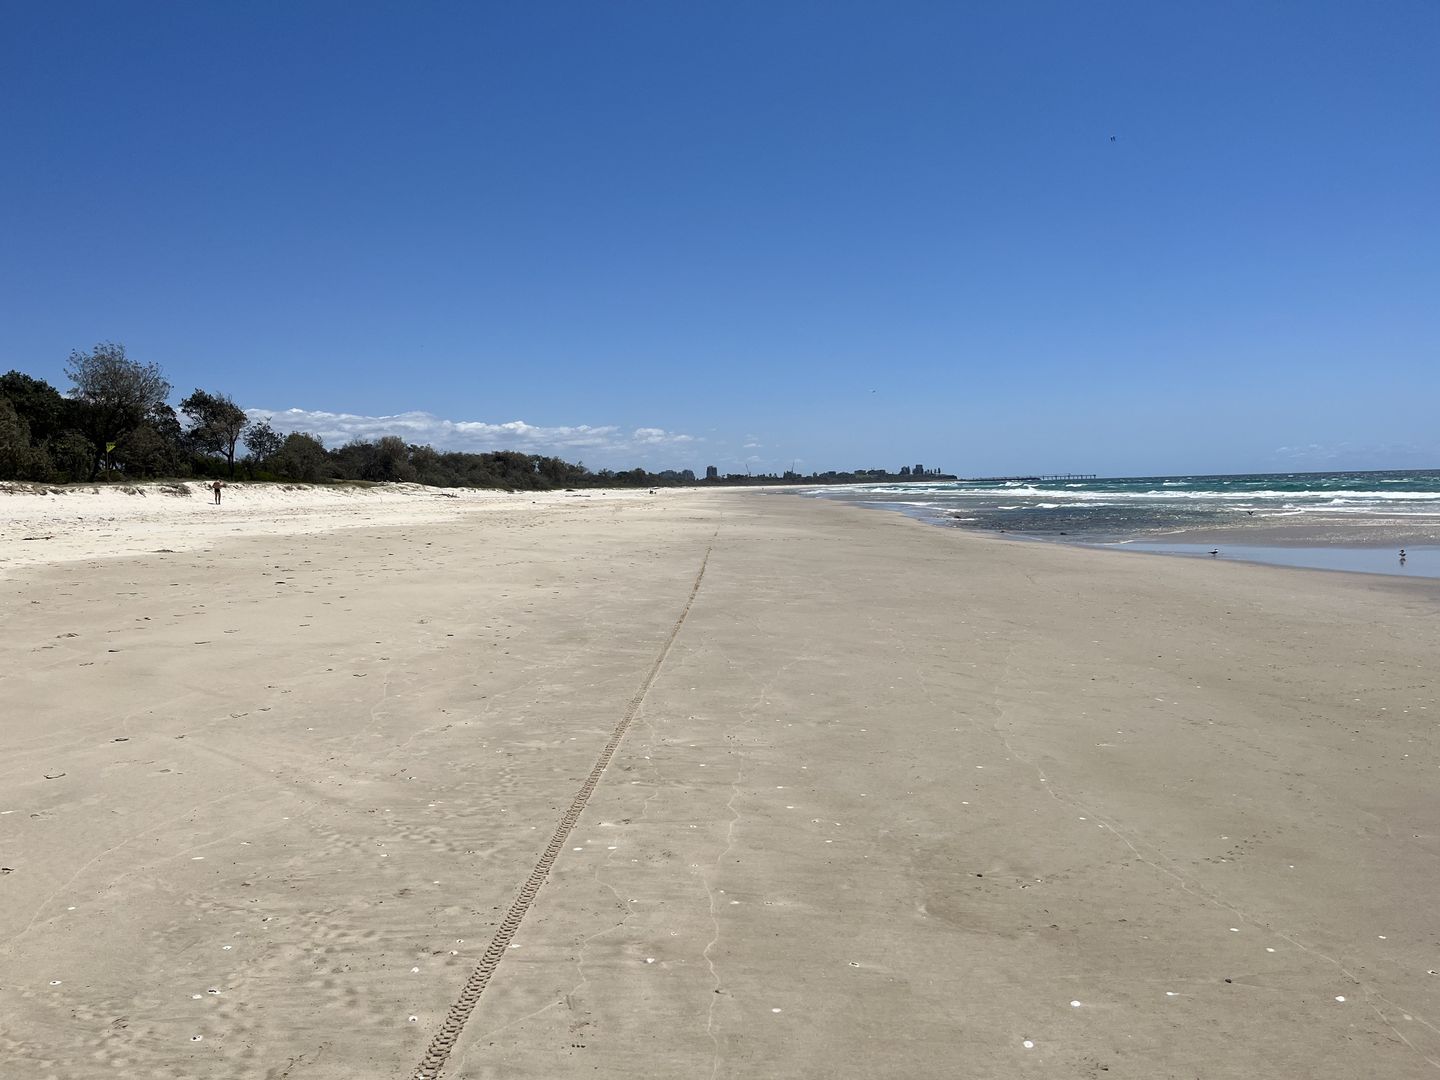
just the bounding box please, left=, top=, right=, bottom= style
left=0, top=481, right=607, bottom=576
left=2, top=485, right=1438, bottom=1078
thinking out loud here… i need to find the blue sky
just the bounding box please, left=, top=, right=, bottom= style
left=2, top=1, right=1436, bottom=475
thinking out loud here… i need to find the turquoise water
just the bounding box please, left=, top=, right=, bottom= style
left=796, top=469, right=1440, bottom=578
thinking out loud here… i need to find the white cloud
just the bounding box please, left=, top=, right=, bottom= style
left=244, top=407, right=700, bottom=467
left=632, top=426, right=694, bottom=445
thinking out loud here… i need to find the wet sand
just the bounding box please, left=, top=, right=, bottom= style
left=1089, top=542, right=1438, bottom=581
left=3, top=488, right=1439, bottom=1078
left=1131, top=516, right=1440, bottom=547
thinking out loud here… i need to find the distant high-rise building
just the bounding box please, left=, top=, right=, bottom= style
left=899, top=465, right=911, bottom=476
left=705, top=465, right=718, bottom=480
left=914, top=464, right=924, bottom=476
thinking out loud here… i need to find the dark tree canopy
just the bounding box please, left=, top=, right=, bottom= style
left=0, top=371, right=71, bottom=444
left=0, top=397, right=31, bottom=477
left=243, top=418, right=284, bottom=468
left=180, top=388, right=250, bottom=477
left=110, top=402, right=186, bottom=478
left=64, top=343, right=172, bottom=479
left=272, top=431, right=329, bottom=481
left=0, top=370, right=92, bottom=481
left=47, top=431, right=97, bottom=482
left=2, top=352, right=718, bottom=488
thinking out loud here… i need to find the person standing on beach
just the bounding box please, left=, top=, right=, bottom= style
left=212, top=480, right=223, bottom=505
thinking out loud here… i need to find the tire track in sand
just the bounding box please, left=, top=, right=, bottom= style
left=412, top=534, right=716, bottom=1080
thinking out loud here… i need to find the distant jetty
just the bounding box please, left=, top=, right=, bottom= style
left=959, top=473, right=1097, bottom=483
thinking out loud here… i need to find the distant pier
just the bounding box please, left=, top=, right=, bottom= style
left=959, top=473, right=1097, bottom=483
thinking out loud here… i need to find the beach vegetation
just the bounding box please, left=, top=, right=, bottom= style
left=270, top=432, right=331, bottom=482
left=64, top=343, right=172, bottom=480
left=113, top=420, right=179, bottom=479
left=0, top=371, right=71, bottom=446
left=45, top=431, right=99, bottom=483
left=179, top=389, right=250, bottom=477
left=4, top=348, right=887, bottom=490
left=242, top=419, right=284, bottom=473
left=330, top=436, right=419, bottom=483
left=0, top=397, right=33, bottom=477
left=0, top=371, right=93, bottom=481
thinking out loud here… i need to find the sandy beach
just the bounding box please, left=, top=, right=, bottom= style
left=2, top=485, right=1438, bottom=1079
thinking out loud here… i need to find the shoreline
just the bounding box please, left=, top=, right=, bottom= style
left=784, top=472, right=1440, bottom=561
left=1103, top=515, right=1440, bottom=547
left=4, top=491, right=1438, bottom=1077
left=958, top=529, right=1438, bottom=581
left=939, top=507, right=1440, bottom=548
left=1095, top=539, right=1436, bottom=581
left=795, top=494, right=1440, bottom=580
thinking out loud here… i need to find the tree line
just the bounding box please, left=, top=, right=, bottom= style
left=0, top=344, right=697, bottom=490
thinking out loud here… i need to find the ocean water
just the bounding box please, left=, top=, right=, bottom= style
left=795, top=470, right=1440, bottom=578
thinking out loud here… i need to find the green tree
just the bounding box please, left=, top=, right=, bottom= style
left=147, top=402, right=183, bottom=445
left=114, top=403, right=186, bottom=478
left=330, top=437, right=416, bottom=482
left=0, top=371, right=72, bottom=444
left=0, top=398, right=31, bottom=479
left=46, top=431, right=96, bottom=482
left=64, top=343, right=171, bottom=480
left=243, top=418, right=284, bottom=472
left=372, top=436, right=416, bottom=482
left=113, top=424, right=172, bottom=478
left=273, top=432, right=329, bottom=481
left=180, top=389, right=249, bottom=477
